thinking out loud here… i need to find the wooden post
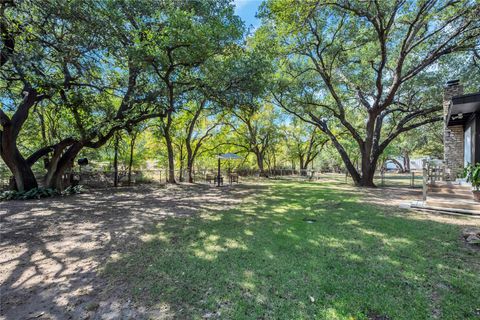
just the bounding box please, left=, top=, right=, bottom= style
left=430, top=162, right=437, bottom=185
left=422, top=160, right=428, bottom=201
left=442, top=161, right=446, bottom=181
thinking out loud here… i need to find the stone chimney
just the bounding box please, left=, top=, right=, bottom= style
left=443, top=79, right=464, bottom=119
left=443, top=79, right=464, bottom=180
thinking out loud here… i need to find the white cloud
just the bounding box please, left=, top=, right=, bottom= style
left=234, top=0, right=255, bottom=9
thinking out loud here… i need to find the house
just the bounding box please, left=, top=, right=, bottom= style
left=443, top=80, right=480, bottom=180
left=404, top=81, right=480, bottom=215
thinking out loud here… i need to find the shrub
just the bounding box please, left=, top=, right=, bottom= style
left=61, top=185, right=84, bottom=195
left=0, top=187, right=58, bottom=200
left=0, top=185, right=84, bottom=201
left=465, top=163, right=480, bottom=191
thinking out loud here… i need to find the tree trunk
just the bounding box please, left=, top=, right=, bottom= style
left=187, top=157, right=194, bottom=183
left=113, top=134, right=119, bottom=187
left=161, top=109, right=176, bottom=184
left=0, top=88, right=41, bottom=191
left=324, top=139, right=370, bottom=186
left=45, top=142, right=82, bottom=191
left=0, top=127, right=38, bottom=191
left=186, top=141, right=195, bottom=183
left=272, top=150, right=277, bottom=170
left=256, top=152, right=267, bottom=177
left=299, top=155, right=308, bottom=175
left=358, top=115, right=378, bottom=187
left=2, top=152, right=37, bottom=191
left=359, top=164, right=376, bottom=187
left=127, top=132, right=137, bottom=185
left=338, top=148, right=363, bottom=185
left=403, top=151, right=410, bottom=173
left=178, top=144, right=184, bottom=182
left=184, top=101, right=208, bottom=184
left=164, top=131, right=176, bottom=183
left=327, top=133, right=377, bottom=187
left=186, top=132, right=195, bottom=183
left=186, top=140, right=205, bottom=184
left=357, top=148, right=380, bottom=187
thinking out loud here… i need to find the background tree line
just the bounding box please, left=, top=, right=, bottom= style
left=1, top=0, right=479, bottom=191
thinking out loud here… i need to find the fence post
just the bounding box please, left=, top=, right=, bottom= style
left=422, top=160, right=428, bottom=201
left=442, top=160, right=446, bottom=181
left=381, top=170, right=385, bottom=186
left=430, top=163, right=436, bottom=185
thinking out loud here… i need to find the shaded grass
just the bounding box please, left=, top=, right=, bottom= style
left=104, top=180, right=480, bottom=319
left=373, top=173, right=423, bottom=188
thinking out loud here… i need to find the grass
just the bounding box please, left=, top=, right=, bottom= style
left=104, top=180, right=480, bottom=319
left=373, top=172, right=423, bottom=188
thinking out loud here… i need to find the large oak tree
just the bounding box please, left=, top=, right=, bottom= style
left=0, top=0, right=166, bottom=191
left=264, top=0, right=480, bottom=186
left=144, top=0, right=244, bottom=183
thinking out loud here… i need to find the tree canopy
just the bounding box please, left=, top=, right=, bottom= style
left=263, top=0, right=480, bottom=185
left=1, top=0, right=479, bottom=191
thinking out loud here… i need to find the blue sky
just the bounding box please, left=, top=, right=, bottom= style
left=234, top=0, right=263, bottom=30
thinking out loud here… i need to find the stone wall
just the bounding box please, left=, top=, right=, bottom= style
left=444, top=125, right=464, bottom=179
left=443, top=83, right=464, bottom=180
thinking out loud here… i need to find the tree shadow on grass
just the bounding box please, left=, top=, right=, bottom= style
left=0, top=183, right=261, bottom=319
left=103, top=180, right=480, bottom=319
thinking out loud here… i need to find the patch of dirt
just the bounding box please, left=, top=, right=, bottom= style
left=0, top=183, right=258, bottom=320
left=1, top=179, right=477, bottom=319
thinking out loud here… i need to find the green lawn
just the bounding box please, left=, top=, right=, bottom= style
left=104, top=180, right=480, bottom=319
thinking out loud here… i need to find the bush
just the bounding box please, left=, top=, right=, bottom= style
left=0, top=187, right=58, bottom=200
left=61, top=185, right=84, bottom=195
left=0, top=185, right=84, bottom=201
left=465, top=163, right=480, bottom=191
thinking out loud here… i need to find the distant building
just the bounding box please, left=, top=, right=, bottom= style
left=384, top=157, right=429, bottom=172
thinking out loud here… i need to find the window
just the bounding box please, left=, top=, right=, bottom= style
left=464, top=125, right=472, bottom=167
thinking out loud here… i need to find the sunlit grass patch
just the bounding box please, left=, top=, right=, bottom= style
left=104, top=180, right=480, bottom=319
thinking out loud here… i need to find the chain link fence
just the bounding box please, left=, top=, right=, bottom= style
left=267, top=169, right=422, bottom=188
left=0, top=166, right=424, bottom=191
left=374, top=170, right=423, bottom=188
